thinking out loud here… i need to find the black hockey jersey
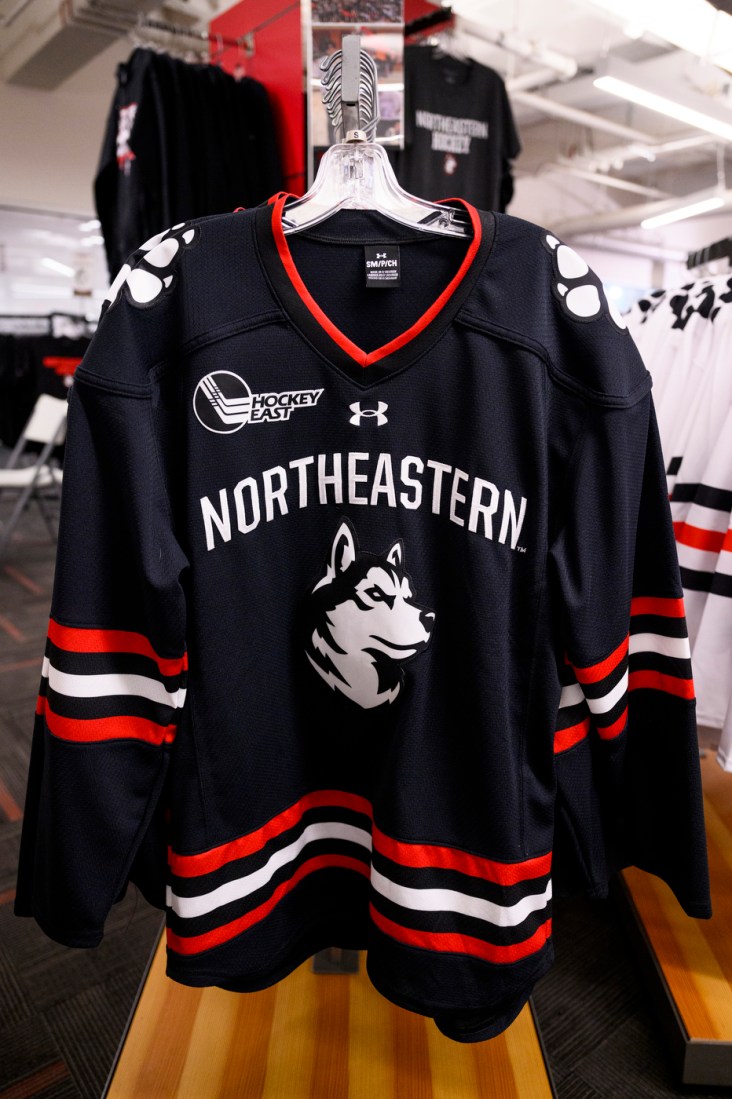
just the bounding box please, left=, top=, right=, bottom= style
left=16, top=197, right=711, bottom=1043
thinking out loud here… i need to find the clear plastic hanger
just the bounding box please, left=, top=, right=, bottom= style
left=281, top=36, right=471, bottom=238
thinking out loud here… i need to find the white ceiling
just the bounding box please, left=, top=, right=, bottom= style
left=2, top=0, right=732, bottom=312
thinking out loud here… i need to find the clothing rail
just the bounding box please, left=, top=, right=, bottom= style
left=0, top=313, right=96, bottom=337
left=404, top=5, right=454, bottom=38
left=61, top=0, right=299, bottom=54
left=686, top=236, right=732, bottom=270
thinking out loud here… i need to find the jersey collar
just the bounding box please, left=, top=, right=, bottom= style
left=254, top=193, right=494, bottom=384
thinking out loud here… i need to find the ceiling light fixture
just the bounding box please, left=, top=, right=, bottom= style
left=640, top=195, right=725, bottom=228
left=594, top=74, right=732, bottom=141
left=41, top=257, right=75, bottom=276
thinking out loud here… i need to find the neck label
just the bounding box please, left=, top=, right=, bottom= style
left=364, top=245, right=401, bottom=288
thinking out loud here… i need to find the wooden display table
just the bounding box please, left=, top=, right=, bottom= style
left=105, top=938, right=555, bottom=1098
left=621, top=752, right=732, bottom=1086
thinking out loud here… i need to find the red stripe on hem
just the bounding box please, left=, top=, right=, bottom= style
left=673, top=522, right=725, bottom=553
left=628, top=670, right=695, bottom=699
left=572, top=635, right=628, bottom=685
left=369, top=904, right=552, bottom=965
left=47, top=618, right=187, bottom=678
left=168, top=790, right=373, bottom=877
left=596, top=707, right=628, bottom=740
left=167, top=854, right=370, bottom=955
left=270, top=193, right=482, bottom=368
left=553, top=717, right=591, bottom=754
left=630, top=596, right=685, bottom=618
left=372, top=825, right=551, bottom=885
left=43, top=701, right=176, bottom=746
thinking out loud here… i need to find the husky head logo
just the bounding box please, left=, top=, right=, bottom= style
left=305, top=520, right=435, bottom=709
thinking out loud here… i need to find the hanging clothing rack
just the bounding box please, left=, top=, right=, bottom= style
left=60, top=1, right=300, bottom=55
left=0, top=312, right=96, bottom=337
left=404, top=5, right=454, bottom=40
left=134, top=3, right=300, bottom=53
left=686, top=236, right=732, bottom=270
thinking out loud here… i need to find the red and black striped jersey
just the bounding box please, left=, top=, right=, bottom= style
left=16, top=199, right=711, bottom=1043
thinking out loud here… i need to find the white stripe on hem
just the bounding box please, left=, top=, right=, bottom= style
left=166, top=821, right=372, bottom=919
left=370, top=869, right=552, bottom=928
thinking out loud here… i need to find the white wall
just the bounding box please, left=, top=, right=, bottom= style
left=0, top=40, right=130, bottom=215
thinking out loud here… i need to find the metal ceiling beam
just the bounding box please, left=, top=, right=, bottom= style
left=565, top=134, right=717, bottom=172
left=511, top=89, right=655, bottom=143
left=0, top=0, right=159, bottom=87
left=543, top=162, right=669, bottom=198
left=553, top=186, right=732, bottom=236
left=455, top=15, right=579, bottom=79
left=506, top=68, right=563, bottom=93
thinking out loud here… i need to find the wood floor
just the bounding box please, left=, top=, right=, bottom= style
left=622, top=752, right=732, bottom=1085
left=105, top=940, right=555, bottom=1099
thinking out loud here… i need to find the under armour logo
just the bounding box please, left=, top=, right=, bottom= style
left=350, top=401, right=388, bottom=426
left=376, top=252, right=387, bottom=259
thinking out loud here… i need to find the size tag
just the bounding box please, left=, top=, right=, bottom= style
left=364, top=245, right=401, bottom=288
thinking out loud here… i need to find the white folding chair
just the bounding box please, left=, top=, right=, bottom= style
left=0, top=394, right=68, bottom=561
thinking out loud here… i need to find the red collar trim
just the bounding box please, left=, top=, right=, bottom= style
left=270, top=193, right=482, bottom=369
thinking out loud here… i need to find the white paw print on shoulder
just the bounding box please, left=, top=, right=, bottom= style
left=105, top=222, right=198, bottom=309
left=544, top=234, right=627, bottom=331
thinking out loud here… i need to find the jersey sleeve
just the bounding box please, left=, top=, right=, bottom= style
left=15, top=338, right=189, bottom=946
left=549, top=389, right=711, bottom=918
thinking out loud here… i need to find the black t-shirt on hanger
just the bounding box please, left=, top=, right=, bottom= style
left=399, top=46, right=521, bottom=211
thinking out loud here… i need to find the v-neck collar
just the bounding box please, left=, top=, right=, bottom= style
left=254, top=192, right=494, bottom=385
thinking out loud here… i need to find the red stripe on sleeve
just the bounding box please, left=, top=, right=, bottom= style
left=47, top=619, right=187, bottom=678
left=572, top=635, right=628, bottom=685
left=553, top=717, right=591, bottom=754
left=369, top=904, right=552, bottom=965
left=371, top=826, right=551, bottom=884
left=167, top=854, right=370, bottom=955
left=673, top=522, right=725, bottom=553
left=595, top=707, right=628, bottom=740
left=168, top=790, right=373, bottom=877
left=630, top=597, right=685, bottom=618
left=629, top=670, right=695, bottom=699
left=43, top=703, right=176, bottom=746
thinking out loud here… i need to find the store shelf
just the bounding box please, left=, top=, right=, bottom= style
left=621, top=752, right=732, bottom=1087
left=104, top=937, right=555, bottom=1099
